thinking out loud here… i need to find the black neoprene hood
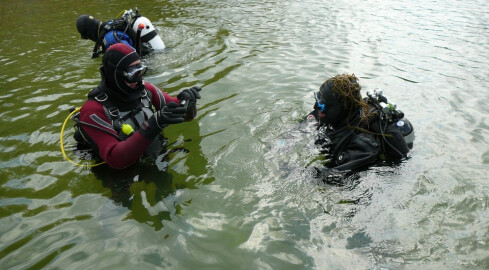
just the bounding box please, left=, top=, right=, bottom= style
left=101, top=43, right=143, bottom=102
left=76, top=15, right=102, bottom=41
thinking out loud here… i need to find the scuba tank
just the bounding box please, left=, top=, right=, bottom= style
left=366, top=88, right=415, bottom=150
left=394, top=118, right=414, bottom=149
left=131, top=16, right=166, bottom=51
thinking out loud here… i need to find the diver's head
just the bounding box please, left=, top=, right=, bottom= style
left=101, top=43, right=147, bottom=102
left=76, top=15, right=102, bottom=42
left=314, top=74, right=363, bottom=128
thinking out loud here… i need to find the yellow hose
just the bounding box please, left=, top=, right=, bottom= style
left=60, top=107, right=106, bottom=167
left=116, top=9, right=127, bottom=18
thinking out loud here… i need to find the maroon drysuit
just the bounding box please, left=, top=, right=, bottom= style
left=79, top=82, right=180, bottom=169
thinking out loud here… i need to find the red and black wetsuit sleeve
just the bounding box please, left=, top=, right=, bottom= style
left=144, top=82, right=180, bottom=110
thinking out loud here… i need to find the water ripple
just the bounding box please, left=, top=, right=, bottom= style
left=1, top=0, right=489, bottom=269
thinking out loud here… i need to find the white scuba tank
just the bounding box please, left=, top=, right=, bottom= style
left=132, top=16, right=165, bottom=50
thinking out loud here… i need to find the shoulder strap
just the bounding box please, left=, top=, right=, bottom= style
left=120, top=89, right=152, bottom=119
left=88, top=88, right=154, bottom=135
left=91, top=19, right=137, bottom=58
left=87, top=88, right=123, bottom=134
left=87, top=87, right=119, bottom=119
left=142, top=88, right=153, bottom=106
left=92, top=23, right=112, bottom=59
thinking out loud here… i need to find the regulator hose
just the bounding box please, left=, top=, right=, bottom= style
left=60, top=107, right=106, bottom=167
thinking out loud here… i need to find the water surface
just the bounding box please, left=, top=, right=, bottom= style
left=1, top=0, right=488, bottom=269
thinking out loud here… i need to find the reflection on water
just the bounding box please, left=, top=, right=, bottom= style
left=88, top=128, right=212, bottom=231
left=1, top=0, right=489, bottom=269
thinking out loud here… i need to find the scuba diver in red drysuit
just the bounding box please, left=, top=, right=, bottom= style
left=307, top=74, right=414, bottom=172
left=74, top=43, right=201, bottom=169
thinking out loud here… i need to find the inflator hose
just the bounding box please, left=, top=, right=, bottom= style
left=60, top=107, right=106, bottom=167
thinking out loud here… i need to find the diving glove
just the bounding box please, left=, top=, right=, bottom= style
left=139, top=102, right=186, bottom=139
left=177, top=86, right=201, bottom=120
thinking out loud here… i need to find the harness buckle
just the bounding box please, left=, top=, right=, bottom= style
left=108, top=107, right=120, bottom=117
left=141, top=92, right=151, bottom=108
left=95, top=93, right=108, bottom=102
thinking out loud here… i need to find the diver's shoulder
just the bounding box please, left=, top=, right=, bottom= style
left=143, top=81, right=159, bottom=92
left=80, top=100, right=105, bottom=114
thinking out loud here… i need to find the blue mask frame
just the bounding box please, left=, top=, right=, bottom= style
left=315, top=92, right=326, bottom=112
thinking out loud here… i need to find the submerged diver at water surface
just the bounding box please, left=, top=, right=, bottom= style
left=73, top=43, right=201, bottom=169
left=306, top=74, right=414, bottom=172
left=76, top=8, right=165, bottom=58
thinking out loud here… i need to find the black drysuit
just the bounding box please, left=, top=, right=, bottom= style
left=309, top=107, right=411, bottom=172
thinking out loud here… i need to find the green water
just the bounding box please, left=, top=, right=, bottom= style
left=1, top=0, right=489, bottom=269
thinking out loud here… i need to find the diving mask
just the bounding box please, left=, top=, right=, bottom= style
left=123, top=63, right=147, bottom=83
left=315, top=92, right=326, bottom=112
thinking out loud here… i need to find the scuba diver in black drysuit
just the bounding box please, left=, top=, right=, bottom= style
left=306, top=74, right=414, bottom=173
left=76, top=8, right=165, bottom=59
